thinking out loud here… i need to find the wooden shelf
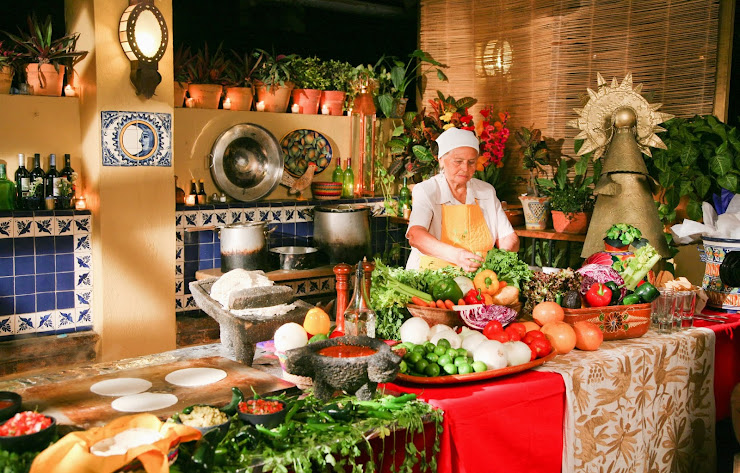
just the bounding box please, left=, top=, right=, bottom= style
left=513, top=227, right=586, bottom=243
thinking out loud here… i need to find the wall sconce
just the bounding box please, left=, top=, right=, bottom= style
left=119, top=0, right=168, bottom=98
left=481, top=40, right=513, bottom=77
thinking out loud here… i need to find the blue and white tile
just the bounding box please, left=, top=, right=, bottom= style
left=308, top=279, right=320, bottom=295
left=13, top=217, right=34, bottom=238
left=15, top=313, right=37, bottom=334
left=74, top=215, right=91, bottom=234
left=0, top=217, right=12, bottom=238
left=54, top=216, right=74, bottom=236
left=101, top=111, right=171, bottom=167
left=175, top=262, right=183, bottom=277
left=258, top=208, right=271, bottom=222
left=183, top=211, right=198, bottom=228
left=175, top=230, right=184, bottom=246
left=34, top=216, right=54, bottom=237
left=175, top=296, right=184, bottom=312
left=75, top=289, right=92, bottom=309
left=282, top=205, right=297, bottom=223
left=184, top=295, right=196, bottom=309
left=56, top=309, right=76, bottom=333
left=74, top=234, right=92, bottom=252
left=0, top=315, right=14, bottom=338
left=76, top=306, right=93, bottom=330
left=269, top=208, right=283, bottom=223
left=214, top=210, right=228, bottom=226
left=36, top=310, right=55, bottom=334
left=175, top=247, right=184, bottom=263
left=228, top=210, right=243, bottom=224
left=242, top=209, right=255, bottom=223
left=295, top=281, right=307, bottom=296
left=75, top=270, right=93, bottom=289
left=175, top=212, right=184, bottom=229
left=75, top=253, right=93, bottom=271
left=175, top=278, right=184, bottom=296
left=296, top=206, right=312, bottom=222
left=199, top=210, right=215, bottom=227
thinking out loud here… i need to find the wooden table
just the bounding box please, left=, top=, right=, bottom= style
left=195, top=265, right=335, bottom=282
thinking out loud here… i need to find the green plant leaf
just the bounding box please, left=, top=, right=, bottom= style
left=664, top=186, right=681, bottom=208
left=555, top=160, right=568, bottom=189
left=694, top=175, right=711, bottom=199
left=412, top=145, right=435, bottom=162
left=717, top=173, right=739, bottom=192
left=709, top=152, right=733, bottom=176
left=678, top=141, right=700, bottom=167
left=574, top=155, right=588, bottom=176
left=536, top=178, right=556, bottom=188
left=654, top=153, right=670, bottom=172
left=390, top=66, right=406, bottom=91
left=436, top=69, right=448, bottom=82
left=658, top=169, right=676, bottom=189
left=454, top=97, right=478, bottom=110
left=378, top=94, right=394, bottom=119
left=391, top=125, right=405, bottom=137
left=687, top=198, right=703, bottom=221
left=678, top=179, right=693, bottom=197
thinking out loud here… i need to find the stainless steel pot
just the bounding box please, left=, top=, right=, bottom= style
left=270, top=246, right=318, bottom=270
left=219, top=222, right=271, bottom=272
left=312, top=205, right=371, bottom=265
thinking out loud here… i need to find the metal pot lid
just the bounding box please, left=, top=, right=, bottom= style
left=314, top=204, right=368, bottom=213
left=210, top=123, right=283, bottom=202
left=270, top=246, right=318, bottom=255
left=222, top=222, right=268, bottom=229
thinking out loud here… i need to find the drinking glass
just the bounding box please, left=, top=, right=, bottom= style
left=651, top=288, right=677, bottom=333
left=674, top=290, right=697, bottom=329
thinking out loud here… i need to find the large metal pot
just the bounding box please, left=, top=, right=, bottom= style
left=312, top=205, right=371, bottom=265
left=219, top=222, right=271, bottom=272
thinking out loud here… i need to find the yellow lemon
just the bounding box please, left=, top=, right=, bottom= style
left=303, top=307, right=331, bottom=336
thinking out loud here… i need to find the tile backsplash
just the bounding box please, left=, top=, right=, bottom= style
left=0, top=210, right=93, bottom=339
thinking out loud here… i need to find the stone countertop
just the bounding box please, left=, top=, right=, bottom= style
left=195, top=265, right=336, bottom=281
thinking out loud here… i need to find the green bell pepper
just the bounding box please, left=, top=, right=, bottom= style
left=431, top=278, right=464, bottom=302
left=621, top=294, right=641, bottom=305
left=634, top=282, right=659, bottom=303
left=604, top=281, right=621, bottom=305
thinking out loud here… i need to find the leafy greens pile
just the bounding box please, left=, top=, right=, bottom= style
left=469, top=249, right=533, bottom=289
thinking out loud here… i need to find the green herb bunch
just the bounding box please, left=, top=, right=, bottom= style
left=320, top=59, right=354, bottom=92
left=606, top=223, right=642, bottom=246
left=291, top=56, right=329, bottom=90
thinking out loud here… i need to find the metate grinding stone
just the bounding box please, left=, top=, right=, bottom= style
left=228, top=285, right=294, bottom=310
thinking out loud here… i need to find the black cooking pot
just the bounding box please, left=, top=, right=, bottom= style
left=269, top=246, right=319, bottom=270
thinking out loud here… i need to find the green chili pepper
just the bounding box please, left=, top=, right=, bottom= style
left=220, top=387, right=244, bottom=416
left=622, top=294, right=641, bottom=305
left=604, top=281, right=621, bottom=305
left=634, top=282, right=659, bottom=303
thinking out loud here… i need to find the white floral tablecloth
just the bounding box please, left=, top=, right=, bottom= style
left=536, top=327, right=716, bottom=473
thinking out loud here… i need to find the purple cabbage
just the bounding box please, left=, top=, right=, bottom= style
left=457, top=304, right=518, bottom=330
left=576, top=264, right=626, bottom=299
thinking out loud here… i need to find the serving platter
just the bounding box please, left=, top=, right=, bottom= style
left=393, top=349, right=557, bottom=385
left=281, top=129, right=332, bottom=177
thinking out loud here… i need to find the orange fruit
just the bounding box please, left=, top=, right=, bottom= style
left=540, top=321, right=576, bottom=354
left=572, top=321, right=603, bottom=351
left=532, top=302, right=565, bottom=326
left=303, top=307, right=331, bottom=336
left=521, top=321, right=541, bottom=333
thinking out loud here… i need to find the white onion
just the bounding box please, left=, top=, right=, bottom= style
left=461, top=332, right=487, bottom=355
left=504, top=341, right=532, bottom=367
left=473, top=340, right=507, bottom=370
left=400, top=317, right=430, bottom=345
left=429, top=330, right=462, bottom=349
left=429, top=324, right=454, bottom=338
left=274, top=322, right=308, bottom=352
left=457, top=326, right=477, bottom=340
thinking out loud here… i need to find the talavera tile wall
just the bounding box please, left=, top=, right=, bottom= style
left=0, top=210, right=93, bottom=339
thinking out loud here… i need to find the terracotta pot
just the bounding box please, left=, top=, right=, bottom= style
left=187, top=83, right=223, bottom=109
left=174, top=81, right=188, bottom=108
left=290, top=88, right=321, bottom=114
left=604, top=238, right=629, bottom=252
left=26, top=64, right=65, bottom=96
left=0, top=66, right=13, bottom=94
left=225, top=86, right=254, bottom=111
left=319, top=90, right=346, bottom=116
left=518, top=195, right=551, bottom=230
left=254, top=80, right=294, bottom=113
left=552, top=210, right=591, bottom=234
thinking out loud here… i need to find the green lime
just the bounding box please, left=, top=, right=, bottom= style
left=457, top=364, right=473, bottom=375
left=405, top=352, right=422, bottom=364
left=437, top=355, right=452, bottom=367
left=467, top=356, right=474, bottom=365
left=425, top=352, right=439, bottom=363
left=308, top=333, right=328, bottom=344
left=399, top=360, right=408, bottom=373
left=424, top=363, right=441, bottom=377
left=414, top=359, right=429, bottom=373
left=454, top=356, right=468, bottom=367
left=413, top=345, right=426, bottom=355
left=423, top=342, right=436, bottom=353
left=472, top=361, right=487, bottom=373
left=457, top=348, right=469, bottom=358
left=434, top=345, right=447, bottom=357
left=398, top=342, right=414, bottom=351
left=442, top=363, right=457, bottom=375
left=447, top=348, right=458, bottom=359
left=437, top=338, right=451, bottom=349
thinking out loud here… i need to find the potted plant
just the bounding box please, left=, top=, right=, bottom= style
left=252, top=48, right=296, bottom=113
left=375, top=50, right=448, bottom=119
left=173, top=44, right=192, bottom=107
left=604, top=223, right=642, bottom=251
left=223, top=50, right=261, bottom=111
left=290, top=56, right=328, bottom=114
left=5, top=14, right=88, bottom=97
left=26, top=178, right=44, bottom=210
left=516, top=126, right=551, bottom=230
left=0, top=41, right=22, bottom=94
left=56, top=176, right=76, bottom=209
left=318, top=59, right=354, bottom=116
left=186, top=43, right=227, bottom=109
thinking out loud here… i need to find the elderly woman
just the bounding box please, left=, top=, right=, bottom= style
left=406, top=128, right=519, bottom=272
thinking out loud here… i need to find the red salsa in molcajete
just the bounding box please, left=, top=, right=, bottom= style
left=0, top=401, right=13, bottom=410
left=318, top=344, right=377, bottom=358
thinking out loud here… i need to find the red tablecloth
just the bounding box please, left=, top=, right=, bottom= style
left=695, top=309, right=740, bottom=420
left=384, top=370, right=565, bottom=473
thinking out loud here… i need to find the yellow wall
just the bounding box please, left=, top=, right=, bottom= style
left=66, top=0, right=176, bottom=361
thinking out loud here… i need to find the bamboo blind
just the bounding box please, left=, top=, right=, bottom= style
left=420, top=0, right=720, bottom=198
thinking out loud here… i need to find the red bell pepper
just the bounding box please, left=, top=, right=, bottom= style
left=585, top=283, right=612, bottom=307
left=464, top=288, right=484, bottom=305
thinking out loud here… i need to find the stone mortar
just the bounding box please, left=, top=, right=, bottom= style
left=284, top=336, right=401, bottom=401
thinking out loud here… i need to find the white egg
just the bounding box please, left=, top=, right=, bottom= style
left=429, top=324, right=454, bottom=338
left=504, top=341, right=532, bottom=367
left=399, top=317, right=430, bottom=345
left=274, top=322, right=309, bottom=352
left=473, top=340, right=507, bottom=370
left=429, top=330, right=462, bottom=349
left=461, top=331, right=487, bottom=355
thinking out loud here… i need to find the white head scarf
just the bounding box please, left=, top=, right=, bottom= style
left=435, top=128, right=480, bottom=159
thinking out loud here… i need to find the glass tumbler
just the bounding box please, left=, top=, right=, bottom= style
left=674, top=290, right=697, bottom=329
left=651, top=288, right=677, bottom=333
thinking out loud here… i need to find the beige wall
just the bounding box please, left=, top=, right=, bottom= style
left=67, top=0, right=176, bottom=361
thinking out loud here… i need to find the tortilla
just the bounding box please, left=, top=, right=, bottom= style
left=165, top=367, right=227, bottom=387
left=90, top=378, right=153, bottom=397
left=111, top=393, right=178, bottom=413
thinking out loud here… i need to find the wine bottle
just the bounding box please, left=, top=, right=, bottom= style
left=14, top=154, right=30, bottom=209
left=29, top=154, right=45, bottom=208
left=342, top=158, right=354, bottom=198
left=45, top=154, right=59, bottom=198
left=197, top=179, right=207, bottom=204
left=332, top=158, right=343, bottom=183
left=0, top=164, right=16, bottom=211
left=189, top=179, right=197, bottom=204
left=399, top=177, right=412, bottom=217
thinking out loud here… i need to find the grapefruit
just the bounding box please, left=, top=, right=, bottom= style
left=540, top=321, right=576, bottom=354
left=573, top=321, right=604, bottom=351
left=532, top=302, right=565, bottom=326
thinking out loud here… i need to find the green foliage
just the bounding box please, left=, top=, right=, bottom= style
left=252, top=49, right=297, bottom=89
left=0, top=41, right=22, bottom=69
left=375, top=50, right=448, bottom=118
left=538, top=140, right=600, bottom=214
left=606, top=223, right=642, bottom=246
left=223, top=49, right=262, bottom=87
left=291, top=56, right=329, bottom=90
left=187, top=43, right=228, bottom=85
left=514, top=126, right=549, bottom=196
left=0, top=447, right=39, bottom=473
left=648, top=115, right=740, bottom=222
left=320, top=59, right=354, bottom=91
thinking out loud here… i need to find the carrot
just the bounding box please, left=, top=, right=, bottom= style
left=444, top=299, right=455, bottom=310
left=411, top=296, right=429, bottom=307
left=458, top=298, right=466, bottom=306
left=436, top=299, right=446, bottom=309
left=498, top=281, right=507, bottom=290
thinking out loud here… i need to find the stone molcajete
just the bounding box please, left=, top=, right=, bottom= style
left=284, top=336, right=401, bottom=401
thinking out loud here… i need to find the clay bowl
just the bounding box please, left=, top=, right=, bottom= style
left=237, top=398, right=287, bottom=429
left=406, top=304, right=463, bottom=327
left=284, top=336, right=401, bottom=401
left=0, top=415, right=56, bottom=452
left=563, top=303, right=651, bottom=340
left=0, top=392, right=21, bottom=422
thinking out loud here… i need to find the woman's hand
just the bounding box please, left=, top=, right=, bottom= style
left=453, top=248, right=484, bottom=273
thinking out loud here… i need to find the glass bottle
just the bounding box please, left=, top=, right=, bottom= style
left=343, top=262, right=376, bottom=338
left=197, top=179, right=207, bottom=204
left=0, top=164, right=16, bottom=211
left=14, top=154, right=30, bottom=210
left=174, top=176, right=185, bottom=204
left=399, top=177, right=412, bottom=212
left=342, top=158, right=354, bottom=198
left=45, top=153, right=59, bottom=198
left=29, top=154, right=45, bottom=210
left=332, top=157, right=343, bottom=183
left=189, top=179, right=198, bottom=203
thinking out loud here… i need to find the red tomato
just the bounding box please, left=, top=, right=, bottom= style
left=504, top=326, right=522, bottom=342
left=329, top=330, right=345, bottom=339
left=529, top=345, right=538, bottom=361
left=522, top=330, right=547, bottom=345
left=482, top=320, right=503, bottom=339
left=506, top=322, right=527, bottom=338
left=487, top=330, right=508, bottom=343
left=530, top=337, right=552, bottom=358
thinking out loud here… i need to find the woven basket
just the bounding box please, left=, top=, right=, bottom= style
left=407, top=302, right=522, bottom=328
left=563, top=303, right=651, bottom=340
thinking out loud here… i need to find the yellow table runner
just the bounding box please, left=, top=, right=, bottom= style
left=537, top=327, right=716, bottom=473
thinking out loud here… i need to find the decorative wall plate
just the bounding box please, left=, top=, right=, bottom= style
left=280, top=129, right=332, bottom=178
left=101, top=111, right=172, bottom=166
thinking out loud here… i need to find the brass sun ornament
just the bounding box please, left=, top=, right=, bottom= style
left=566, top=72, right=674, bottom=159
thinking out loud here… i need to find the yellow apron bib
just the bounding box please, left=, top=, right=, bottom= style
left=418, top=200, right=494, bottom=270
